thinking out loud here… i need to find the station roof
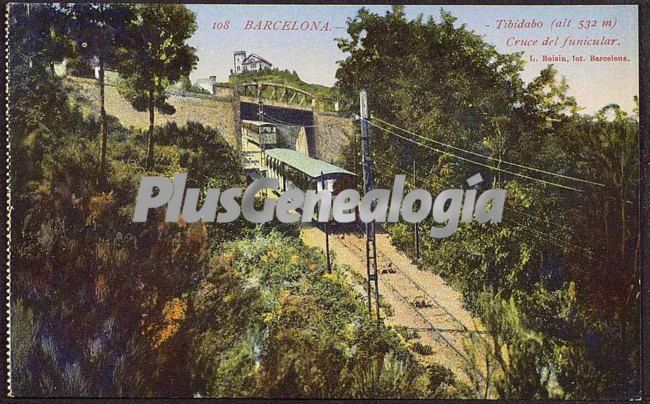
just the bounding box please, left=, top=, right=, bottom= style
left=265, top=148, right=355, bottom=179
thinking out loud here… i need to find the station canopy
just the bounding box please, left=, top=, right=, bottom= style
left=265, top=148, right=355, bottom=179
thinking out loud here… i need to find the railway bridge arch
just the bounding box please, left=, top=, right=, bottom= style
left=229, top=82, right=354, bottom=164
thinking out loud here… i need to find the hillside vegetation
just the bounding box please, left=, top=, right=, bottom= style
left=62, top=76, right=239, bottom=148
left=336, top=7, right=639, bottom=399
left=9, top=5, right=453, bottom=397
left=8, top=3, right=640, bottom=400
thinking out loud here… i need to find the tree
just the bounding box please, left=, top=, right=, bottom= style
left=116, top=5, right=198, bottom=168
left=62, top=4, right=134, bottom=173
left=461, top=291, right=552, bottom=399
left=337, top=6, right=640, bottom=399
left=177, top=75, right=210, bottom=95
left=335, top=6, right=526, bottom=187
left=8, top=3, right=72, bottom=74
left=7, top=3, right=85, bottom=193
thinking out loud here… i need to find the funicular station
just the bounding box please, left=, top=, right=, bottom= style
left=242, top=118, right=356, bottom=224
left=264, top=148, right=355, bottom=194
left=236, top=79, right=357, bottom=227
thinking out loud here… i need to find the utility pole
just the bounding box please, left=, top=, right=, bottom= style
left=258, top=99, right=265, bottom=166
left=258, top=96, right=267, bottom=197
left=413, top=161, right=421, bottom=260
left=321, top=171, right=332, bottom=274
left=359, top=89, right=380, bottom=323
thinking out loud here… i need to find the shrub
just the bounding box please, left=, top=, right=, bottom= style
left=412, top=342, right=434, bottom=356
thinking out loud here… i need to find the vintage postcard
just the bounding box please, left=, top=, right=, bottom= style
left=5, top=2, right=642, bottom=399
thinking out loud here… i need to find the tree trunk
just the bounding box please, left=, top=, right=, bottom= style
left=146, top=88, right=155, bottom=169
left=99, top=53, right=108, bottom=173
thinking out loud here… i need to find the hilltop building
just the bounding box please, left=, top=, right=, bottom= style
left=232, top=51, right=272, bottom=75
left=193, top=51, right=273, bottom=94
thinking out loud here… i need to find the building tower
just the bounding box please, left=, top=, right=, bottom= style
left=233, top=51, right=246, bottom=74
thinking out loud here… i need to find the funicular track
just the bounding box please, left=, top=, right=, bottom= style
left=339, top=234, right=486, bottom=376
left=301, top=226, right=490, bottom=386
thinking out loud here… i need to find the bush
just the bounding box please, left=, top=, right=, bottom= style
left=412, top=342, right=434, bottom=356
left=188, top=229, right=454, bottom=398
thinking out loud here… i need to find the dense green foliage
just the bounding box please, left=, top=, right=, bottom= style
left=336, top=6, right=639, bottom=399
left=60, top=4, right=135, bottom=171
left=9, top=69, right=246, bottom=394
left=115, top=4, right=199, bottom=168
left=9, top=73, right=449, bottom=397
left=189, top=230, right=456, bottom=398
left=8, top=3, right=640, bottom=400
left=9, top=5, right=447, bottom=398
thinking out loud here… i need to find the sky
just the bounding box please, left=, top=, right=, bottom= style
left=187, top=5, right=638, bottom=114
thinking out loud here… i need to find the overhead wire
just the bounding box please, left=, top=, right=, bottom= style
left=304, top=121, right=588, bottom=241
left=366, top=118, right=586, bottom=192
left=371, top=115, right=607, bottom=188
left=370, top=116, right=633, bottom=204
left=260, top=111, right=355, bottom=129
left=373, top=155, right=598, bottom=259
left=248, top=105, right=608, bottom=278
left=260, top=108, right=617, bottom=195
left=506, top=218, right=598, bottom=261
left=257, top=111, right=623, bottom=248
left=374, top=155, right=437, bottom=188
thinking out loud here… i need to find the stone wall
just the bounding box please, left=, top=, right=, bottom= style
left=64, top=77, right=240, bottom=152
left=63, top=76, right=354, bottom=164
left=274, top=124, right=303, bottom=150
left=312, top=111, right=356, bottom=165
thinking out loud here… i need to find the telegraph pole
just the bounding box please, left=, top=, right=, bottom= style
left=413, top=161, right=421, bottom=260
left=258, top=95, right=266, bottom=197
left=258, top=99, right=265, bottom=164
left=321, top=171, right=332, bottom=274
left=359, top=89, right=380, bottom=323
